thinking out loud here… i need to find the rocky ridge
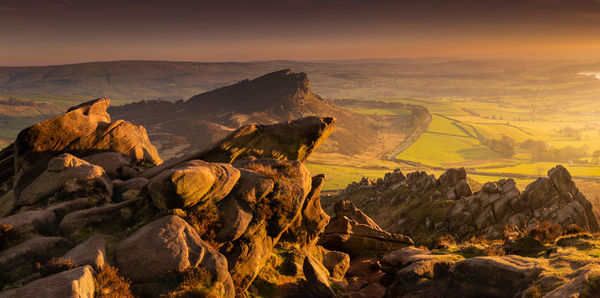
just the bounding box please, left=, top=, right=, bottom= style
left=329, top=167, right=599, bottom=246
left=0, top=99, right=352, bottom=297
left=1, top=97, right=600, bottom=297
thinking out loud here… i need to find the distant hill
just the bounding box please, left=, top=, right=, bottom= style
left=109, top=69, right=381, bottom=159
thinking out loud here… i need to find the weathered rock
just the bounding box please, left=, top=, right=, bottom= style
left=0, top=237, right=68, bottom=269
left=17, top=153, right=113, bottom=207
left=113, top=177, right=148, bottom=202
left=0, top=190, right=15, bottom=217
left=58, top=200, right=136, bottom=235
left=63, top=234, right=108, bottom=269
left=318, top=200, right=414, bottom=257
left=0, top=209, right=56, bottom=236
left=83, top=152, right=138, bottom=179
left=322, top=249, right=351, bottom=280
left=544, top=264, right=600, bottom=297
left=450, top=255, right=545, bottom=297
left=0, top=265, right=95, bottom=298
left=147, top=159, right=240, bottom=210
left=115, top=215, right=234, bottom=297
left=303, top=256, right=335, bottom=298
left=281, top=174, right=330, bottom=248
left=13, top=98, right=161, bottom=197
left=142, top=116, right=336, bottom=178
left=215, top=196, right=253, bottom=243
left=46, top=197, right=90, bottom=218
left=220, top=159, right=312, bottom=291
left=382, top=247, right=461, bottom=297
left=447, top=166, right=599, bottom=240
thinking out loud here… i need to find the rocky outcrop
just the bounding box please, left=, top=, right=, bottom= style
left=333, top=166, right=599, bottom=244
left=319, top=200, right=414, bottom=257
left=281, top=174, right=330, bottom=249
left=219, top=158, right=312, bottom=291
left=115, top=215, right=234, bottom=297
left=447, top=166, right=600, bottom=239
left=10, top=98, right=161, bottom=197
left=142, top=116, right=336, bottom=178
left=17, top=153, right=112, bottom=208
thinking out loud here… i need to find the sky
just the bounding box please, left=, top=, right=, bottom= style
left=2, top=0, right=600, bottom=66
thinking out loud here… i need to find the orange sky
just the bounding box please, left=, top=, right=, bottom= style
left=2, top=0, right=600, bottom=65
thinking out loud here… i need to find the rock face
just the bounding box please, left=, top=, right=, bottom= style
left=331, top=166, right=599, bottom=244
left=0, top=266, right=95, bottom=298
left=142, top=116, right=336, bottom=178
left=10, top=98, right=161, bottom=197
left=116, top=215, right=235, bottom=297
left=447, top=165, right=600, bottom=239
left=319, top=200, right=414, bottom=257
left=281, top=174, right=330, bottom=249
left=219, top=158, right=312, bottom=291
left=17, top=153, right=112, bottom=207
left=147, top=159, right=240, bottom=210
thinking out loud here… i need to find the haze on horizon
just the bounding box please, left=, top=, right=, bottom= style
left=2, top=0, right=600, bottom=66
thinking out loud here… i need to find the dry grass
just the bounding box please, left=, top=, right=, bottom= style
left=184, top=201, right=221, bottom=248
left=95, top=265, right=134, bottom=298
left=168, top=267, right=214, bottom=297
left=529, top=221, right=563, bottom=244
left=37, top=257, right=77, bottom=277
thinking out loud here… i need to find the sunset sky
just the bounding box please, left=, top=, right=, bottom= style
left=1, top=0, right=600, bottom=66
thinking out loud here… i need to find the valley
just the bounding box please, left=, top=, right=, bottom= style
left=1, top=59, right=600, bottom=197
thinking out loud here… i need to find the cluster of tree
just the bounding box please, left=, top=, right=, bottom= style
left=484, top=134, right=516, bottom=158
left=559, top=126, right=583, bottom=140
left=520, top=138, right=588, bottom=162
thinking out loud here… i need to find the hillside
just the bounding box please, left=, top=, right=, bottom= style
left=108, top=69, right=407, bottom=160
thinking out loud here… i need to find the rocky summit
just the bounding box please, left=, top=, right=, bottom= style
left=1, top=98, right=600, bottom=298
left=0, top=99, right=350, bottom=297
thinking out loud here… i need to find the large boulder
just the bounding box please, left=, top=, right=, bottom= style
left=142, top=116, right=336, bottom=178
left=16, top=153, right=112, bottom=207
left=115, top=215, right=234, bottom=298
left=0, top=209, right=56, bottom=236
left=58, top=200, right=136, bottom=235
left=147, top=159, right=240, bottom=210
left=0, top=265, right=95, bottom=298
left=12, top=98, right=161, bottom=197
left=450, top=255, right=545, bottom=297
left=0, top=237, right=68, bottom=269
left=318, top=200, right=414, bottom=257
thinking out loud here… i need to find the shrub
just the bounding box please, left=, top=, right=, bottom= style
left=169, top=267, right=214, bottom=297
left=581, top=273, right=600, bottom=298
left=564, top=224, right=584, bottom=235
left=483, top=245, right=506, bottom=256
left=528, top=221, right=562, bottom=243
left=95, top=265, right=134, bottom=298
left=184, top=201, right=221, bottom=248
left=37, top=257, right=77, bottom=277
